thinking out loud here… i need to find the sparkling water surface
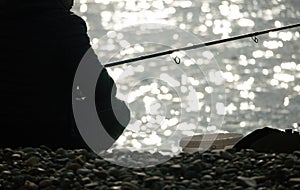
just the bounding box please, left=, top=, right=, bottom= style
left=73, top=0, right=300, bottom=154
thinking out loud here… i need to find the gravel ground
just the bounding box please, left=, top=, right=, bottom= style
left=0, top=147, right=300, bottom=190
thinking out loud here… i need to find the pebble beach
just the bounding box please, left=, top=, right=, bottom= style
left=1, top=147, right=300, bottom=190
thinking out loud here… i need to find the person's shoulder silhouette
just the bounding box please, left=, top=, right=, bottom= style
left=0, top=0, right=130, bottom=149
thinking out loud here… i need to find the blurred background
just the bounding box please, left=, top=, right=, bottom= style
left=73, top=0, right=300, bottom=154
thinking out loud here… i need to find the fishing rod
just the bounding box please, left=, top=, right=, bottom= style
left=104, top=23, right=300, bottom=68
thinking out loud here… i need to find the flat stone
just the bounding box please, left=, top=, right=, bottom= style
left=146, top=176, right=162, bottom=181
left=76, top=168, right=91, bottom=175
left=203, top=174, right=213, bottom=180
left=11, top=153, right=21, bottom=159
left=289, top=178, right=300, bottom=183
left=171, top=164, right=181, bottom=169
left=2, top=170, right=11, bottom=175
left=251, top=176, right=266, bottom=182
left=85, top=182, right=99, bottom=188
left=237, top=176, right=257, bottom=187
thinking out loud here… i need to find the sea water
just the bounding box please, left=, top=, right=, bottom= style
left=73, top=0, right=300, bottom=154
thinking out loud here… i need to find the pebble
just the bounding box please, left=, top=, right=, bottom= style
left=11, top=153, right=21, bottom=159
left=284, top=158, right=294, bottom=168
left=237, top=176, right=257, bottom=187
left=220, top=151, right=234, bottom=160
left=76, top=168, right=91, bottom=175
left=121, top=182, right=140, bottom=190
left=65, top=162, right=82, bottom=170
left=82, top=176, right=91, bottom=184
left=94, top=170, right=109, bottom=179
left=60, top=178, right=71, bottom=189
left=24, top=180, right=38, bottom=190
left=184, top=169, right=198, bottom=179
left=294, top=151, right=300, bottom=157
left=24, top=156, right=40, bottom=166
left=215, top=166, right=225, bottom=174
left=84, top=182, right=99, bottom=188
left=251, top=176, right=266, bottom=183
left=289, top=178, right=300, bottom=183
left=38, top=179, right=52, bottom=187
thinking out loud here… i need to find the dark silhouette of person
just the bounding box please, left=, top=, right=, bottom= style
left=0, top=0, right=130, bottom=149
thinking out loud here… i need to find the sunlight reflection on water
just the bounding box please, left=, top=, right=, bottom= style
left=73, top=0, right=300, bottom=153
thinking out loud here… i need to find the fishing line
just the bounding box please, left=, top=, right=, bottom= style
left=104, top=23, right=300, bottom=68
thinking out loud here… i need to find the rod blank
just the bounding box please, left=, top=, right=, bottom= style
left=104, top=23, right=300, bottom=68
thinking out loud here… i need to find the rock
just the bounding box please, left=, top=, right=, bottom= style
left=28, top=167, right=46, bottom=175
left=237, top=176, right=257, bottom=187
left=65, top=162, right=82, bottom=170
left=2, top=170, right=11, bottom=175
left=293, top=151, right=300, bottom=157
left=108, top=168, right=121, bottom=178
left=85, top=182, right=99, bottom=188
left=94, top=170, right=109, bottom=179
left=170, top=164, right=182, bottom=176
left=56, top=158, right=69, bottom=164
left=82, top=177, right=91, bottom=184
left=76, top=168, right=91, bottom=175
left=257, top=188, right=268, bottom=190
left=22, top=147, right=35, bottom=153
left=14, top=175, right=25, bottom=186
left=60, top=178, right=71, bottom=189
left=99, top=185, right=109, bottom=190
left=233, top=186, right=243, bottom=190
left=84, top=163, right=95, bottom=169
left=284, top=158, right=294, bottom=168
left=191, top=159, right=203, bottom=169
left=202, top=174, right=213, bottom=180
left=24, top=180, right=38, bottom=190
left=251, top=176, right=266, bottom=183
left=170, top=164, right=181, bottom=169
left=121, top=182, right=140, bottom=190
left=64, top=171, right=75, bottom=179
left=94, top=159, right=106, bottom=167
left=144, top=176, right=163, bottom=188
left=73, top=155, right=86, bottom=165
left=269, top=167, right=290, bottom=181
left=11, top=153, right=21, bottom=159
left=289, top=178, right=300, bottom=183
left=132, top=171, right=146, bottom=178
left=183, top=170, right=198, bottom=179
left=39, top=145, right=52, bottom=152
left=24, top=156, right=40, bottom=166
left=39, top=179, right=52, bottom=188
left=224, top=168, right=238, bottom=174
left=164, top=176, right=174, bottom=181
left=110, top=186, right=121, bottom=190
left=220, top=151, right=234, bottom=160
left=215, top=167, right=225, bottom=174
left=56, top=148, right=65, bottom=155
